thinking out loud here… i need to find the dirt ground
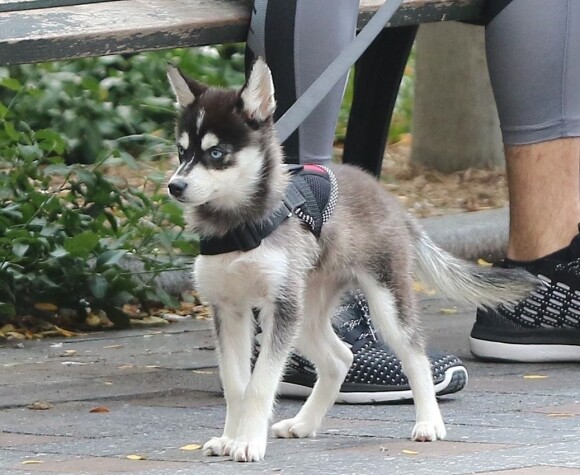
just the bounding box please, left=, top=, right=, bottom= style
left=377, top=136, right=508, bottom=218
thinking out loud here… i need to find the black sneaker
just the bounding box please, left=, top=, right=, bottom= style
left=470, top=234, right=580, bottom=362
left=274, top=290, right=468, bottom=404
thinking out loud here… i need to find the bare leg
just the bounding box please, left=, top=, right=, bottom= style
left=505, top=138, right=580, bottom=261
left=486, top=1, right=580, bottom=260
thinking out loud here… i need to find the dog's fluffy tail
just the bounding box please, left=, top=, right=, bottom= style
left=411, top=225, right=538, bottom=309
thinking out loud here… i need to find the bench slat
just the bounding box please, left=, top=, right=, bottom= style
left=0, top=0, right=119, bottom=14
left=0, top=0, right=484, bottom=65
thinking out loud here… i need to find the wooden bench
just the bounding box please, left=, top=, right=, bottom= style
left=0, top=0, right=485, bottom=174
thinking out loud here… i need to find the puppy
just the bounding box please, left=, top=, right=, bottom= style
left=166, top=58, right=536, bottom=462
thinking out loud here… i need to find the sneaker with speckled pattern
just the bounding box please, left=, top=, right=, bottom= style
left=276, top=290, right=468, bottom=404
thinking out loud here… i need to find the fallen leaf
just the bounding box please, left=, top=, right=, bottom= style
left=412, top=281, right=436, bottom=296
left=477, top=258, right=493, bottom=267
left=27, top=401, right=53, bottom=410
left=34, top=302, right=58, bottom=312
left=195, top=314, right=212, bottom=320
left=61, top=349, right=77, bottom=357
left=547, top=413, right=575, bottom=418
left=523, top=374, right=549, bottom=380
left=89, top=406, right=110, bottom=413
left=117, top=364, right=134, bottom=369
left=402, top=449, right=419, bottom=455
left=86, top=312, right=101, bottom=327
left=130, top=316, right=169, bottom=327
left=53, top=325, right=77, bottom=337
left=21, top=460, right=43, bottom=465
left=180, top=444, right=202, bottom=451
left=126, top=454, right=146, bottom=460
left=103, top=381, right=113, bottom=386
left=163, top=313, right=192, bottom=322
left=103, top=344, right=123, bottom=349
left=439, top=307, right=458, bottom=314
left=6, top=331, right=26, bottom=340
left=0, top=324, right=16, bottom=333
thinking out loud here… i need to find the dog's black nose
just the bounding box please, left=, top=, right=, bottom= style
left=168, top=179, right=188, bottom=198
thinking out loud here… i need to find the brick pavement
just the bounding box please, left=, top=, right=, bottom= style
left=0, top=294, right=579, bottom=475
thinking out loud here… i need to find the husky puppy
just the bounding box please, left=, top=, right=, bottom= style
left=166, top=59, right=536, bottom=462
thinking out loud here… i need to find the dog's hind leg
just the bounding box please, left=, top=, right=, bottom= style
left=272, top=278, right=352, bottom=439
left=226, top=290, right=303, bottom=462
left=203, top=305, right=253, bottom=457
left=358, top=273, right=447, bottom=442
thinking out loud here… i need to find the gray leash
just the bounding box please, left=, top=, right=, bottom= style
left=274, top=0, right=404, bottom=144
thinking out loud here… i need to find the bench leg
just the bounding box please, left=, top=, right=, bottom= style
left=343, top=25, right=418, bottom=178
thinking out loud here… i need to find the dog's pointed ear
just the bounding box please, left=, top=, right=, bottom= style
left=239, top=57, right=276, bottom=123
left=167, top=64, right=207, bottom=108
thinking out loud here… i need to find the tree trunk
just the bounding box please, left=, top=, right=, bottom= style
left=411, top=22, right=504, bottom=172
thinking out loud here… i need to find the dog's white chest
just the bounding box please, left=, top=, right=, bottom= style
left=194, top=245, right=289, bottom=308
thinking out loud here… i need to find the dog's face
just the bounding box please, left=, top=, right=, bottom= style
left=166, top=59, right=276, bottom=209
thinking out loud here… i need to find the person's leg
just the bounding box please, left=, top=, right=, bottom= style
left=246, top=0, right=359, bottom=164
left=505, top=139, right=580, bottom=261
left=486, top=0, right=580, bottom=261
left=470, top=0, right=580, bottom=361
left=247, top=0, right=469, bottom=401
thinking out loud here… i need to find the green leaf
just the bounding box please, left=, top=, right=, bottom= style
left=63, top=231, right=99, bottom=258
left=12, top=243, right=29, bottom=257
left=89, top=274, right=108, bottom=299
left=160, top=201, right=185, bottom=226
left=43, top=164, right=69, bottom=176
left=0, top=302, right=16, bottom=317
left=50, top=247, right=69, bottom=258
left=0, top=77, right=22, bottom=91
left=4, top=121, right=19, bottom=141
left=75, top=168, right=97, bottom=187
left=110, top=290, right=135, bottom=307
left=95, top=249, right=127, bottom=268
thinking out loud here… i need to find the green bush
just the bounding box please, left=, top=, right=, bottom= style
left=0, top=77, right=198, bottom=327
left=0, top=46, right=246, bottom=164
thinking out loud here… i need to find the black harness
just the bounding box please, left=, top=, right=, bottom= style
left=199, top=164, right=338, bottom=256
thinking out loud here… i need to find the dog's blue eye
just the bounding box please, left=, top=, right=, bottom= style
left=209, top=148, right=224, bottom=160
left=177, top=144, right=185, bottom=156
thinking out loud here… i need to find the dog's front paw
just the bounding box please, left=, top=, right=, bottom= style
left=203, top=435, right=232, bottom=456
left=227, top=438, right=266, bottom=462
left=272, top=417, right=317, bottom=438
left=411, top=420, right=447, bottom=442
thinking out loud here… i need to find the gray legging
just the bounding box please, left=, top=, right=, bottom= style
left=246, top=0, right=580, bottom=164
left=486, top=0, right=580, bottom=145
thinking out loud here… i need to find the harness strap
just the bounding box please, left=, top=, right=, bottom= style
left=291, top=174, right=323, bottom=237
left=199, top=201, right=291, bottom=255
left=198, top=180, right=307, bottom=256
left=198, top=165, right=335, bottom=255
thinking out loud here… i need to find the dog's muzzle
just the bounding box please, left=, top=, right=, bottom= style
left=168, top=178, right=188, bottom=199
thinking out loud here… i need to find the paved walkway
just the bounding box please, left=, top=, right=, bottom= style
left=1, top=293, right=579, bottom=475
